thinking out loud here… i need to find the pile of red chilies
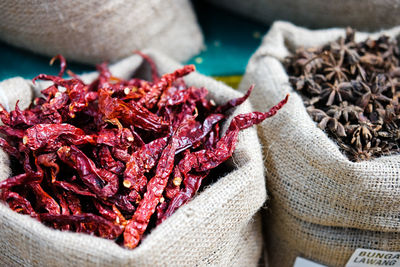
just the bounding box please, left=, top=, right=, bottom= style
left=0, top=54, right=288, bottom=249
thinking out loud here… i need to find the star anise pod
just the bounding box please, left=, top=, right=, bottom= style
left=322, top=53, right=349, bottom=82
left=306, top=106, right=328, bottom=122
left=326, top=101, right=363, bottom=122
left=330, top=28, right=360, bottom=65
left=356, top=74, right=392, bottom=112
left=318, top=115, right=346, bottom=137
left=303, top=96, right=321, bottom=107
left=340, top=138, right=395, bottom=162
left=290, top=74, right=322, bottom=95
left=321, top=80, right=353, bottom=105
left=347, top=115, right=381, bottom=150
left=339, top=142, right=372, bottom=162
left=285, top=47, right=323, bottom=75
left=379, top=120, right=400, bottom=141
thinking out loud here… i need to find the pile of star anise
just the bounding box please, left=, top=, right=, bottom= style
left=285, top=28, right=400, bottom=162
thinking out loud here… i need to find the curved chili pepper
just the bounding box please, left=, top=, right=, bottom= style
left=30, top=183, right=60, bottom=215
left=123, top=117, right=193, bottom=249
left=175, top=113, right=225, bottom=154
left=164, top=166, right=182, bottom=200
left=138, top=65, right=195, bottom=109
left=195, top=94, right=289, bottom=172
left=37, top=153, right=59, bottom=182
left=98, top=89, right=169, bottom=132
left=54, top=181, right=97, bottom=198
left=215, top=85, right=254, bottom=114
left=159, top=172, right=208, bottom=224
left=24, top=124, right=95, bottom=151
left=49, top=54, right=67, bottom=78
left=0, top=173, right=39, bottom=190
left=33, top=74, right=96, bottom=119
left=40, top=213, right=123, bottom=239
left=8, top=102, right=41, bottom=127
left=0, top=125, right=24, bottom=139
left=160, top=95, right=289, bottom=223
left=97, top=128, right=134, bottom=150
left=0, top=137, right=22, bottom=160
left=1, top=190, right=37, bottom=217
left=97, top=146, right=125, bottom=175
left=57, top=145, right=119, bottom=198
left=134, top=51, right=160, bottom=83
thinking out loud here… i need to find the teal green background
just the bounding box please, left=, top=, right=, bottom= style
left=0, top=1, right=268, bottom=80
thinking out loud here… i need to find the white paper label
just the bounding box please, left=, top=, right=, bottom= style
left=293, top=257, right=327, bottom=267
left=346, top=248, right=400, bottom=267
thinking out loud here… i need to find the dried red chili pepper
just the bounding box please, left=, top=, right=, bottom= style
left=57, top=145, right=119, bottom=198
left=215, top=84, right=254, bottom=114
left=0, top=137, right=22, bottom=160
left=134, top=51, right=160, bottom=83
left=97, top=128, right=134, bottom=150
left=24, top=124, right=95, bottom=151
left=54, top=181, right=97, bottom=198
left=123, top=114, right=220, bottom=248
left=164, top=166, right=182, bottom=200
left=160, top=172, right=209, bottom=225
left=63, top=192, right=82, bottom=215
left=0, top=173, right=38, bottom=190
left=0, top=53, right=288, bottom=249
left=40, top=213, right=123, bottom=239
left=1, top=190, right=37, bottom=217
left=37, top=153, right=59, bottom=182
left=97, top=146, right=125, bottom=175
left=123, top=138, right=178, bottom=248
left=30, top=183, right=60, bottom=215
left=99, top=88, right=169, bottom=132
left=49, top=54, right=67, bottom=78
left=138, top=65, right=195, bottom=109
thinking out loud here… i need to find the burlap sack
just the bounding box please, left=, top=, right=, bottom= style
left=0, top=50, right=265, bottom=266
left=0, top=0, right=203, bottom=64
left=239, top=21, right=400, bottom=266
left=207, top=0, right=400, bottom=31
left=266, top=203, right=400, bottom=267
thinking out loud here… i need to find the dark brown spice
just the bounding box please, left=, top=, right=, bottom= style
left=285, top=28, right=400, bottom=161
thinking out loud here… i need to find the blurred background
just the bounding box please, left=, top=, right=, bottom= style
left=2, top=0, right=398, bottom=88
left=0, top=1, right=268, bottom=88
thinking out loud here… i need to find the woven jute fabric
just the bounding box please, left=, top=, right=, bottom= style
left=265, top=202, right=400, bottom=267
left=0, top=50, right=265, bottom=266
left=239, top=21, right=400, bottom=267
left=206, top=0, right=400, bottom=31
left=0, top=0, right=203, bottom=64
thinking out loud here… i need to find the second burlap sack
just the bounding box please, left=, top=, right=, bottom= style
left=0, top=0, right=203, bottom=64
left=0, top=50, right=265, bottom=266
left=207, top=0, right=400, bottom=31
left=240, top=21, right=400, bottom=266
